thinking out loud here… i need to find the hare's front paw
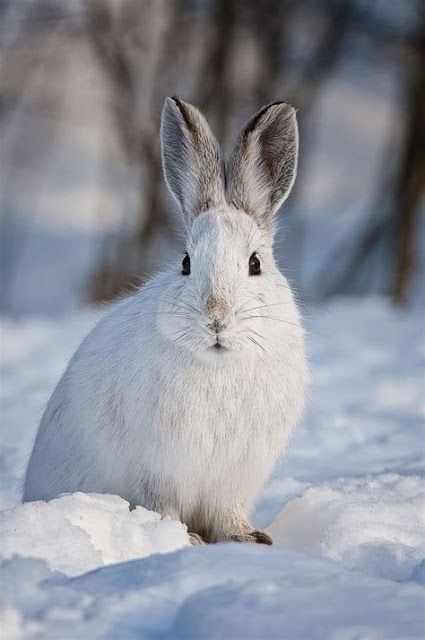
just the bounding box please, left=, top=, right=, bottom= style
left=230, top=530, right=273, bottom=545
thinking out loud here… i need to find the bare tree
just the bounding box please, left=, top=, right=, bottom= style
left=391, top=30, right=425, bottom=303
left=86, top=0, right=182, bottom=302
left=82, top=0, right=423, bottom=305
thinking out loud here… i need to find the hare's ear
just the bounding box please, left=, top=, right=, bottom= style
left=226, top=102, right=298, bottom=226
left=161, top=96, right=225, bottom=220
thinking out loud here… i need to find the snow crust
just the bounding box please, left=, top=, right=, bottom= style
left=0, top=297, right=424, bottom=638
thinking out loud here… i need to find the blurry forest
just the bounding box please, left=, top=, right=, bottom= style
left=1, top=0, right=424, bottom=315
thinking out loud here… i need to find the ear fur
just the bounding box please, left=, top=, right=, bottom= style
left=160, top=96, right=225, bottom=220
left=226, top=102, right=298, bottom=226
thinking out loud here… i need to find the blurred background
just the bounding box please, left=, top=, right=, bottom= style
left=1, top=0, right=424, bottom=316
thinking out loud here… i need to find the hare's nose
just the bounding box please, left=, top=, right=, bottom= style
left=205, top=295, right=230, bottom=332
left=208, top=318, right=225, bottom=334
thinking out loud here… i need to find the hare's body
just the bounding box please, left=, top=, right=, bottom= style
left=24, top=98, right=308, bottom=544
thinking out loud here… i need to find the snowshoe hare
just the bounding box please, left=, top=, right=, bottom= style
left=24, top=97, right=308, bottom=545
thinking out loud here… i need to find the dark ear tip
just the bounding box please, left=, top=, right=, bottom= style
left=244, top=101, right=296, bottom=135
left=163, top=96, right=180, bottom=110
left=163, top=96, right=185, bottom=112
left=162, top=97, right=189, bottom=131
left=169, top=95, right=183, bottom=106
left=168, top=95, right=194, bottom=113
left=164, top=97, right=199, bottom=131
left=266, top=101, right=297, bottom=119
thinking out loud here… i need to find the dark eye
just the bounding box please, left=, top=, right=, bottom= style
left=182, top=253, right=190, bottom=275
left=249, top=252, right=261, bottom=276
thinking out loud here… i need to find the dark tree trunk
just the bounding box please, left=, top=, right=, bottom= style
left=391, top=36, right=425, bottom=304
left=86, top=0, right=181, bottom=303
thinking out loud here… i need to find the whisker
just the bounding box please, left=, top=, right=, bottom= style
left=240, top=315, right=300, bottom=328
left=172, top=331, right=191, bottom=347
left=239, top=301, right=291, bottom=314
left=162, top=297, right=201, bottom=315
left=171, top=327, right=191, bottom=340
left=250, top=328, right=271, bottom=344
left=140, top=310, right=193, bottom=317
left=163, top=302, right=197, bottom=314
left=235, top=295, right=259, bottom=315
left=247, top=335, right=266, bottom=353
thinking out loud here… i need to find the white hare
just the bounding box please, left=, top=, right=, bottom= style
left=24, top=97, right=308, bottom=545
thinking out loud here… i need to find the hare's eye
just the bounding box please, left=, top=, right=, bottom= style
left=249, top=252, right=261, bottom=276
left=182, top=253, right=191, bottom=275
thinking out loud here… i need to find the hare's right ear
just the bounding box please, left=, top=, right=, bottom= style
left=227, top=102, right=298, bottom=228
left=161, top=97, right=225, bottom=221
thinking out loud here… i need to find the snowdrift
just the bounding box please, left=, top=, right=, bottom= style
left=268, top=474, right=425, bottom=582
left=0, top=492, right=189, bottom=576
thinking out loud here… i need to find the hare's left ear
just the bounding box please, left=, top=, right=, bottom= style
left=226, top=102, right=298, bottom=226
left=161, top=96, right=225, bottom=221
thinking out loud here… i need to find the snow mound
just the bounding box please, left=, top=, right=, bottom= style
left=1, top=547, right=424, bottom=640
left=0, top=492, right=189, bottom=576
left=268, top=474, right=425, bottom=582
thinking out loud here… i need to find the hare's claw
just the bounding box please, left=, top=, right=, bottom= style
left=189, top=532, right=206, bottom=545
left=230, top=530, right=273, bottom=545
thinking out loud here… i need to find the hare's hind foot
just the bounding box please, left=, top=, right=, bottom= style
left=189, top=532, right=206, bottom=545
left=230, top=530, right=273, bottom=545
left=210, top=515, right=273, bottom=545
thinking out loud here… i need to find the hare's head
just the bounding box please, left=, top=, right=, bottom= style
left=159, top=97, right=299, bottom=360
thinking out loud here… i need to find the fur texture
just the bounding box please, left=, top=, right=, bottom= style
left=24, top=98, right=308, bottom=544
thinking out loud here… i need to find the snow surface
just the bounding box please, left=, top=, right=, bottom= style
left=0, top=493, right=189, bottom=577
left=268, top=474, right=425, bottom=583
left=0, top=297, right=424, bottom=638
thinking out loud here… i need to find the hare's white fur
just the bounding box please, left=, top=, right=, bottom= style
left=24, top=98, right=308, bottom=543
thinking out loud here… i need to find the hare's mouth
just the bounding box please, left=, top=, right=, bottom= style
left=211, top=339, right=226, bottom=352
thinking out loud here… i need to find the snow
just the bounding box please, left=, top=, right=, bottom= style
left=2, top=547, right=423, bottom=640
left=0, top=493, right=189, bottom=577
left=268, top=474, right=425, bottom=582
left=0, top=297, right=424, bottom=638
